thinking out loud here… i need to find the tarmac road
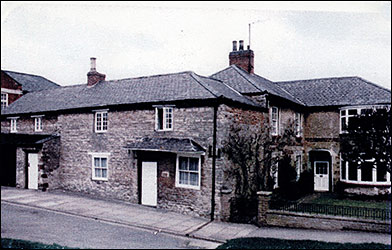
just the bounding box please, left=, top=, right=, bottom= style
left=1, top=202, right=220, bottom=249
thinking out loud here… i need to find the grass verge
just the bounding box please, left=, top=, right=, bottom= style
left=1, top=238, right=75, bottom=249
left=216, top=237, right=391, bottom=249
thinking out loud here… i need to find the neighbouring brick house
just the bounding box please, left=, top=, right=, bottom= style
left=1, top=41, right=391, bottom=220
left=1, top=70, right=60, bottom=108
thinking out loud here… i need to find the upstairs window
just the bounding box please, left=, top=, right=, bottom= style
left=270, top=107, right=279, bottom=136
left=10, top=118, right=17, bottom=133
left=340, top=109, right=357, bottom=133
left=155, top=107, right=173, bottom=131
left=95, top=111, right=108, bottom=133
left=1, top=93, right=8, bottom=108
left=34, top=117, right=43, bottom=132
left=294, top=112, right=301, bottom=137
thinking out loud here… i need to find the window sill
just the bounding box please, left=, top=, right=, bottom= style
left=175, top=184, right=200, bottom=190
left=340, top=179, right=391, bottom=186
left=95, top=130, right=108, bottom=134
left=92, top=178, right=108, bottom=182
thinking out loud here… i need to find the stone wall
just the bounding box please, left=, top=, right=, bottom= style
left=266, top=210, right=391, bottom=233
left=1, top=114, right=58, bottom=134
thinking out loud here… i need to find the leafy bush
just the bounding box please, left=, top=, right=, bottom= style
left=229, top=196, right=258, bottom=224
left=1, top=238, right=75, bottom=249
left=297, top=170, right=314, bottom=196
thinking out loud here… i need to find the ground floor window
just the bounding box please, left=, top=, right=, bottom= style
left=89, top=153, right=110, bottom=181
left=176, top=155, right=201, bottom=189
left=341, top=158, right=390, bottom=184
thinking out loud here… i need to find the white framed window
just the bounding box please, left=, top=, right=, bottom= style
left=340, top=157, right=390, bottom=185
left=10, top=118, right=18, bottom=133
left=89, top=152, right=110, bottom=181
left=294, top=112, right=302, bottom=137
left=33, top=116, right=43, bottom=132
left=339, top=105, right=391, bottom=133
left=95, top=110, right=108, bottom=133
left=155, top=107, right=173, bottom=131
left=295, top=154, right=302, bottom=181
left=270, top=106, right=279, bottom=136
left=176, top=155, right=201, bottom=189
left=1, top=93, right=8, bottom=108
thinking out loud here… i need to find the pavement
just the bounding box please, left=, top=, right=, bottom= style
left=1, top=186, right=391, bottom=248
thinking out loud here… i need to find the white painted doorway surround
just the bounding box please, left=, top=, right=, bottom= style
left=28, top=153, right=38, bottom=190
left=141, top=161, right=157, bottom=206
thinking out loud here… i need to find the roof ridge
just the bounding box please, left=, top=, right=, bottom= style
left=189, top=73, right=219, bottom=98
left=276, top=76, right=362, bottom=84
left=106, top=70, right=194, bottom=83
left=3, top=70, right=60, bottom=86
left=230, top=65, right=266, bottom=93
left=354, top=77, right=391, bottom=93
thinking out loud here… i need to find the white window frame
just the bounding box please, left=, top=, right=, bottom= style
left=89, top=152, right=110, bottom=181
left=1, top=93, right=8, bottom=108
left=155, top=107, right=173, bottom=131
left=294, top=112, right=302, bottom=137
left=94, top=110, right=108, bottom=133
left=175, top=154, right=201, bottom=190
left=339, top=105, right=391, bottom=133
left=340, top=157, right=391, bottom=185
left=32, top=115, right=43, bottom=132
left=9, top=117, right=18, bottom=133
left=270, top=106, right=279, bottom=136
left=295, top=154, right=302, bottom=181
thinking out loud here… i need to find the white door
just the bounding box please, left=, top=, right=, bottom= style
left=28, top=153, right=38, bottom=190
left=314, top=161, right=329, bottom=191
left=141, top=162, right=157, bottom=206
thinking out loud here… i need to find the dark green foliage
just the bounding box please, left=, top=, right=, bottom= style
left=297, top=170, right=314, bottom=195
left=275, top=156, right=301, bottom=200
left=229, top=197, right=258, bottom=223
left=340, top=108, right=391, bottom=174
left=216, top=237, right=391, bottom=249
left=1, top=238, right=75, bottom=249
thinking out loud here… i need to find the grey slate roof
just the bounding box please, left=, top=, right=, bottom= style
left=211, top=65, right=304, bottom=105
left=125, top=137, right=205, bottom=153
left=276, top=77, right=391, bottom=107
left=3, top=70, right=61, bottom=92
left=1, top=71, right=261, bottom=115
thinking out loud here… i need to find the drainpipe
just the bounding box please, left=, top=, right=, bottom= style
left=211, top=103, right=218, bottom=221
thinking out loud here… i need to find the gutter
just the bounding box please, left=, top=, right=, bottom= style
left=210, top=102, right=218, bottom=221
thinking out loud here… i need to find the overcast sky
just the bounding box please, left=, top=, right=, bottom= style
left=1, top=1, right=391, bottom=90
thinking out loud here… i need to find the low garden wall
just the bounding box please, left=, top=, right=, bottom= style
left=257, top=191, right=391, bottom=233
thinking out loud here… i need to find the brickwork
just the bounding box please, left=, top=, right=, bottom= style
left=1, top=70, right=23, bottom=105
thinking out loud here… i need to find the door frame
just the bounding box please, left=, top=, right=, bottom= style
left=27, top=152, right=39, bottom=190
left=140, top=161, right=158, bottom=207
left=314, top=160, right=329, bottom=191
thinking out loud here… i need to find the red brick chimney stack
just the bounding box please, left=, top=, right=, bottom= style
left=87, top=57, right=106, bottom=87
left=229, top=40, right=254, bottom=74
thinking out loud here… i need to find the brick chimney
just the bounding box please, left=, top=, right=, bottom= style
left=87, top=57, right=106, bottom=86
left=229, top=40, right=254, bottom=74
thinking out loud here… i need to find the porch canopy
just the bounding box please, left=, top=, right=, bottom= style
left=0, top=133, right=57, bottom=146
left=125, top=137, right=206, bottom=154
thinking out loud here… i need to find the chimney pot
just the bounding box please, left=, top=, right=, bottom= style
left=232, top=41, right=237, bottom=51
left=90, top=57, right=97, bottom=71
left=239, top=40, right=244, bottom=50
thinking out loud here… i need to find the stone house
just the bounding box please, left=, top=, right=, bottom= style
left=1, top=41, right=391, bottom=220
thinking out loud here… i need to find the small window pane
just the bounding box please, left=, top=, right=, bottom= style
left=340, top=110, right=346, bottom=116
left=157, top=108, right=164, bottom=130
left=179, top=157, right=188, bottom=170
left=377, top=166, right=387, bottom=182
left=348, top=162, right=358, bottom=181
left=341, top=161, right=346, bottom=180
left=179, top=172, right=188, bottom=184
left=348, top=109, right=357, bottom=115
left=101, top=158, right=107, bottom=168
left=189, top=173, right=198, bottom=186
left=341, top=117, right=346, bottom=131
left=361, top=162, right=373, bottom=182
left=95, top=169, right=101, bottom=178
left=94, top=158, right=100, bottom=167
left=189, top=158, right=198, bottom=171
left=102, top=169, right=107, bottom=178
